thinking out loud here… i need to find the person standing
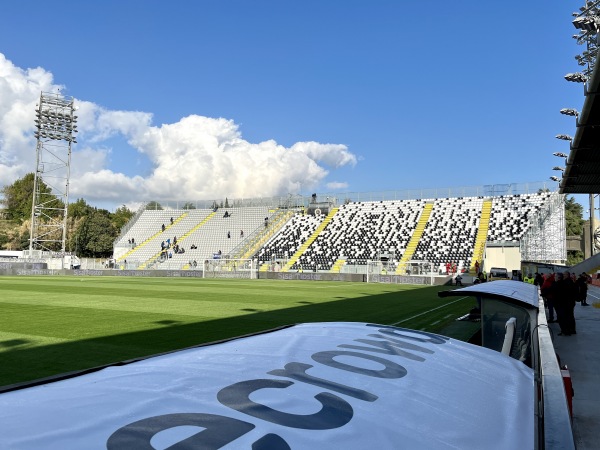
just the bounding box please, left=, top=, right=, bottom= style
left=555, top=271, right=577, bottom=335
left=577, top=273, right=590, bottom=306
left=541, top=273, right=557, bottom=323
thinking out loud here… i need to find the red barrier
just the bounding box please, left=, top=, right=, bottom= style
left=561, top=365, right=574, bottom=419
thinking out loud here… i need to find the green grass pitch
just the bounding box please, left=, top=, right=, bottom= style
left=0, top=276, right=478, bottom=387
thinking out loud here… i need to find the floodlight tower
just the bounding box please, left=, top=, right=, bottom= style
left=29, top=91, right=78, bottom=254
left=572, top=0, right=600, bottom=78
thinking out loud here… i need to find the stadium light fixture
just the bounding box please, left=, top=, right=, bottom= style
left=553, top=152, right=569, bottom=158
left=550, top=176, right=561, bottom=182
left=573, top=15, right=600, bottom=32
left=560, top=108, right=579, bottom=116
left=553, top=166, right=566, bottom=171
left=555, top=134, right=573, bottom=141
left=565, top=72, right=588, bottom=82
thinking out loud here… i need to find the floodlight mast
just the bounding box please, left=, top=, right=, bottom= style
left=29, top=91, right=77, bottom=255
left=572, top=0, right=600, bottom=78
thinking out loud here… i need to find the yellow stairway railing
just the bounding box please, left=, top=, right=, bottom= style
left=282, top=208, right=339, bottom=272
left=117, top=213, right=188, bottom=262
left=138, top=212, right=215, bottom=269
left=330, top=258, right=346, bottom=273
left=235, top=210, right=295, bottom=262
left=396, top=203, right=434, bottom=274
left=470, top=199, right=492, bottom=275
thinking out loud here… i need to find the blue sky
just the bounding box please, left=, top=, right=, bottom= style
left=0, top=1, right=587, bottom=210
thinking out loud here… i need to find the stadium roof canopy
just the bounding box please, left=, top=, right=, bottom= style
left=560, top=54, right=600, bottom=194
left=438, top=279, right=539, bottom=309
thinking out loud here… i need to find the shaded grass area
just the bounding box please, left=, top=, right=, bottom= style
left=0, top=276, right=478, bottom=387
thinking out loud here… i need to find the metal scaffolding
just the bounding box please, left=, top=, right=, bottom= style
left=520, top=192, right=567, bottom=264
left=29, top=91, right=77, bottom=253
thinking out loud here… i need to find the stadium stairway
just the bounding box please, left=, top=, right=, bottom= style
left=281, top=208, right=339, bottom=272
left=233, top=209, right=296, bottom=263
left=117, top=213, right=189, bottom=263
left=138, top=211, right=216, bottom=269
left=470, top=199, right=492, bottom=275
left=329, top=257, right=347, bottom=273
left=395, top=202, right=433, bottom=274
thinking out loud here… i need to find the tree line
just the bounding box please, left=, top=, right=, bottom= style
left=0, top=173, right=133, bottom=257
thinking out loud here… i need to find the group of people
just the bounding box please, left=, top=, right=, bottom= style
left=160, top=235, right=187, bottom=258
left=445, top=262, right=459, bottom=275
left=540, top=271, right=590, bottom=336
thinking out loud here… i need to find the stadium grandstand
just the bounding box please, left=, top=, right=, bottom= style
left=95, top=181, right=565, bottom=279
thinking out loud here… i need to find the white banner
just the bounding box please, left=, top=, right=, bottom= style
left=0, top=322, right=534, bottom=449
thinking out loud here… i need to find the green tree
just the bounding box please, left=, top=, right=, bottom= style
left=565, top=196, right=585, bottom=265
left=145, top=201, right=163, bottom=211
left=112, top=205, right=134, bottom=231
left=18, top=229, right=30, bottom=250
left=565, top=196, right=584, bottom=236
left=75, top=208, right=117, bottom=257
left=1, top=173, right=63, bottom=223
left=182, top=202, right=196, bottom=210
left=0, top=232, right=8, bottom=248
left=68, top=198, right=92, bottom=219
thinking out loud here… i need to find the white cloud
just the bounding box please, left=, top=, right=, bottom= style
left=0, top=53, right=357, bottom=209
left=325, top=181, right=349, bottom=190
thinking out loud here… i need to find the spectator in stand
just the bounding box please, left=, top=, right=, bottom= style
left=227, top=231, right=231, bottom=238
left=162, top=223, right=166, bottom=232
left=240, top=230, right=244, bottom=238
left=170, top=217, right=174, bottom=225
left=474, top=260, right=480, bottom=275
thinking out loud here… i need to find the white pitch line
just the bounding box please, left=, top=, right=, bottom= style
left=390, top=296, right=470, bottom=326
left=430, top=320, right=441, bottom=325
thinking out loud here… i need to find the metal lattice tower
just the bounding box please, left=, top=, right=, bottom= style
left=572, top=0, right=600, bottom=78
left=29, top=91, right=78, bottom=253
left=520, top=193, right=567, bottom=264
